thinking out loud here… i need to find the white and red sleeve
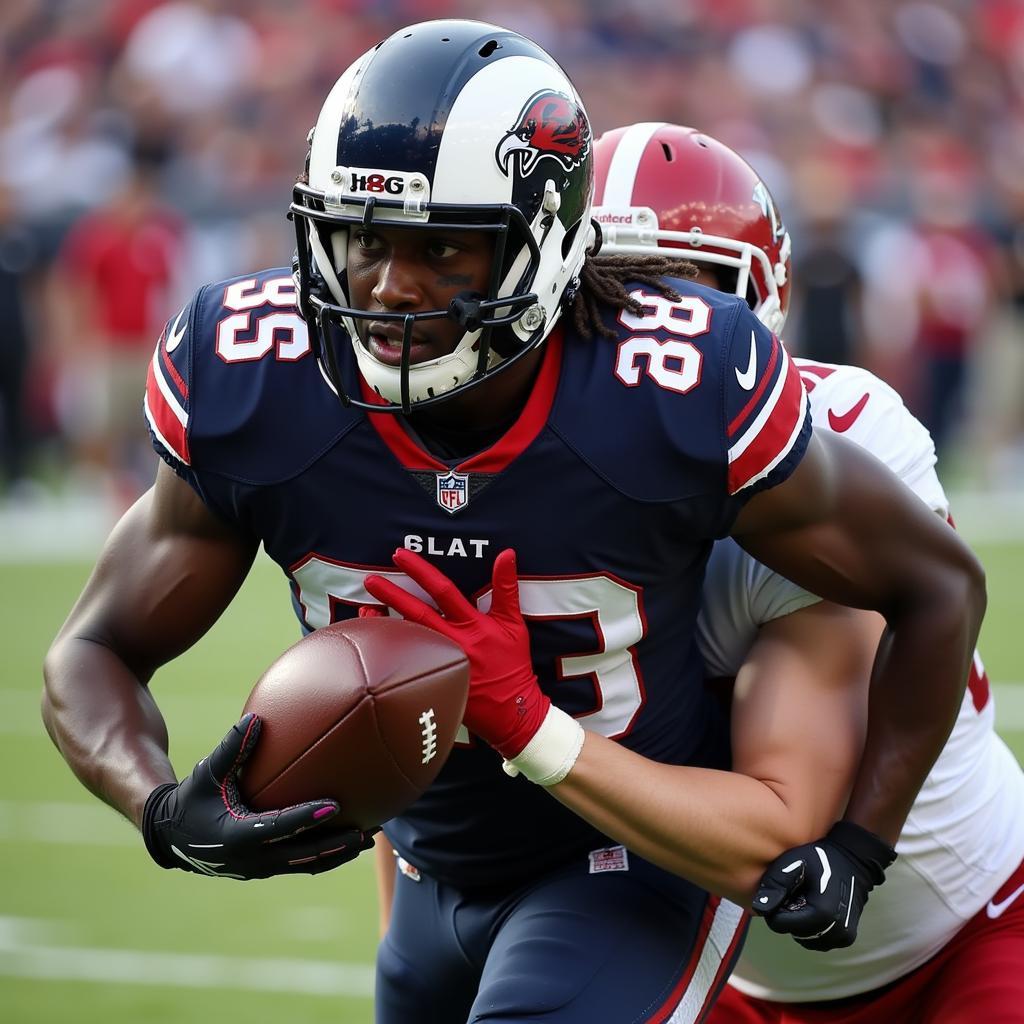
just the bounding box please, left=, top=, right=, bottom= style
left=795, top=358, right=948, bottom=515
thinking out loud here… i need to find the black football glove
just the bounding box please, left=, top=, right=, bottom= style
left=752, top=820, right=897, bottom=951
left=141, top=713, right=376, bottom=880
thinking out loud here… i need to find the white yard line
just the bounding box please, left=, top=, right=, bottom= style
left=3, top=489, right=1024, bottom=562
left=0, top=800, right=138, bottom=845
left=3, top=687, right=1022, bottom=846
left=2, top=683, right=1023, bottom=996
left=0, top=916, right=373, bottom=996
left=3, top=679, right=1024, bottom=849
left=946, top=491, right=1024, bottom=545
left=7, top=684, right=1024, bottom=740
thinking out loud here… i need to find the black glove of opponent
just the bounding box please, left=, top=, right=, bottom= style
left=752, top=820, right=897, bottom=951
left=142, top=713, right=375, bottom=879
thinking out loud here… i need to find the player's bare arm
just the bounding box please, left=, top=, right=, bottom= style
left=543, top=601, right=879, bottom=904
left=730, top=428, right=987, bottom=846
left=588, top=121, right=999, bottom=956
left=366, top=551, right=878, bottom=905
left=43, top=462, right=374, bottom=878
left=42, top=460, right=257, bottom=827
left=370, top=604, right=878, bottom=916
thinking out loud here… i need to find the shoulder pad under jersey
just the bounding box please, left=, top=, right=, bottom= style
left=145, top=267, right=358, bottom=484
left=552, top=277, right=810, bottom=508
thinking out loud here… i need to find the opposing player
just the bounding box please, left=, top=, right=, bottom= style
left=43, top=23, right=984, bottom=1023
left=592, top=121, right=1024, bottom=1021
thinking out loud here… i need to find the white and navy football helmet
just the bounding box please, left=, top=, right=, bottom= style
left=291, top=20, right=595, bottom=413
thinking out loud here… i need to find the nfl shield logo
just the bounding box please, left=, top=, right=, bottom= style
left=436, top=471, right=469, bottom=514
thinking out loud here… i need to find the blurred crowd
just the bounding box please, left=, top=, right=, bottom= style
left=0, top=0, right=1022, bottom=506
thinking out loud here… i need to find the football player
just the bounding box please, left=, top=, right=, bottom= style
left=43, top=23, right=984, bottom=1024
left=593, top=121, right=1024, bottom=1022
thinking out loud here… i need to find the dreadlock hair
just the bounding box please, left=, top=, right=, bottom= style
left=570, top=254, right=698, bottom=340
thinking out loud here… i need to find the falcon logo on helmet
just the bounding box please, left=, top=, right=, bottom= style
left=496, top=90, right=591, bottom=178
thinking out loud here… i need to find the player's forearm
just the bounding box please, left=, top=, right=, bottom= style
left=549, top=732, right=832, bottom=905
left=42, top=637, right=176, bottom=828
left=41, top=473, right=259, bottom=831
left=844, top=567, right=986, bottom=844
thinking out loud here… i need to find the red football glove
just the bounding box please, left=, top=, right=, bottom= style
left=364, top=548, right=548, bottom=760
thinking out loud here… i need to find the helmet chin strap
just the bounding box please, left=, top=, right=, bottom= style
left=311, top=224, right=348, bottom=307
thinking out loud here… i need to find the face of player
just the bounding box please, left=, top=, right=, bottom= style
left=345, top=224, right=496, bottom=367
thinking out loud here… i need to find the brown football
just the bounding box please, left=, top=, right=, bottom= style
left=240, top=617, right=469, bottom=829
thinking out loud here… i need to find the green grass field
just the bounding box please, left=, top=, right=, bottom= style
left=2, top=536, right=1022, bottom=1024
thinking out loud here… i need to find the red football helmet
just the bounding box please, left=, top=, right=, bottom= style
left=593, top=123, right=792, bottom=333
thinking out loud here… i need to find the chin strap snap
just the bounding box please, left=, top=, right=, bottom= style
left=448, top=292, right=486, bottom=332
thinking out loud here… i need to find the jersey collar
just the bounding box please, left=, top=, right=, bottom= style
left=360, top=328, right=563, bottom=473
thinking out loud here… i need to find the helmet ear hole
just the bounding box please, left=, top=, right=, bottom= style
left=692, top=264, right=731, bottom=294
left=744, top=275, right=760, bottom=313
left=701, top=266, right=757, bottom=312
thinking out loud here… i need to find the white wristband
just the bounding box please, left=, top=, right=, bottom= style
left=502, top=705, right=585, bottom=786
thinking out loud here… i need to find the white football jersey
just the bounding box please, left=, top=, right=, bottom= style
left=699, top=359, right=1024, bottom=1002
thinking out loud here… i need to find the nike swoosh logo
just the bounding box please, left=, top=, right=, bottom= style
left=735, top=331, right=757, bottom=390
left=827, top=392, right=870, bottom=433
left=987, top=881, right=1024, bottom=918
left=165, top=307, right=188, bottom=354
left=171, top=844, right=244, bottom=879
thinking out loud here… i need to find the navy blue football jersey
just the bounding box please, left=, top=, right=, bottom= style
left=145, top=267, right=810, bottom=886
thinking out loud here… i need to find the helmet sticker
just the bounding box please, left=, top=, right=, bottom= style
left=495, top=90, right=591, bottom=179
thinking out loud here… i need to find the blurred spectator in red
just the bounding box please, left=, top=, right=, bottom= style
left=0, top=0, right=1019, bottom=497
left=858, top=117, right=1004, bottom=467
left=49, top=139, right=185, bottom=499
left=903, top=136, right=1001, bottom=463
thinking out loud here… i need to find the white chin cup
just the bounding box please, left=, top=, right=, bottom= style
left=351, top=328, right=503, bottom=406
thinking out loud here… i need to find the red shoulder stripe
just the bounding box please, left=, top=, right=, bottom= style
left=728, top=347, right=807, bottom=494
left=144, top=350, right=190, bottom=464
